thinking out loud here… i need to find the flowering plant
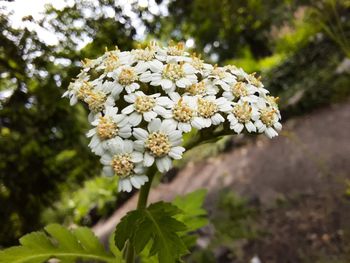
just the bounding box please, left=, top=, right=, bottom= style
left=0, top=42, right=281, bottom=263
left=64, top=41, right=281, bottom=193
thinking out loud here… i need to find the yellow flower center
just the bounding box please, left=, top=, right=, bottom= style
left=134, top=47, right=155, bottom=61
left=145, top=132, right=171, bottom=157
left=111, top=154, right=134, bottom=178
left=197, top=98, right=218, bottom=118
left=104, top=52, right=119, bottom=73
left=76, top=81, right=92, bottom=100
left=134, top=95, right=156, bottom=113
left=260, top=108, right=277, bottom=127
left=211, top=67, right=226, bottom=79
left=190, top=53, right=204, bottom=70
left=266, top=95, right=279, bottom=108
left=231, top=82, right=248, bottom=98
left=162, top=63, right=185, bottom=81
left=173, top=99, right=194, bottom=123
left=186, top=81, right=206, bottom=96
left=97, top=116, right=118, bottom=140
left=224, top=65, right=238, bottom=72
left=167, top=42, right=185, bottom=56
left=82, top=58, right=93, bottom=69
left=248, top=73, right=262, bottom=87
left=84, top=91, right=107, bottom=112
left=232, top=102, right=252, bottom=123
left=118, top=68, right=138, bottom=86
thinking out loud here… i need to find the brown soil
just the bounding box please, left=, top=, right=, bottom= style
left=93, top=100, right=350, bottom=262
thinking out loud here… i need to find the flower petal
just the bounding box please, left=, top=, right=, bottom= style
left=133, top=128, right=149, bottom=140
left=169, top=146, right=185, bottom=160
left=103, top=166, right=114, bottom=176
left=143, top=111, right=157, bottom=122
left=148, top=118, right=162, bottom=133
left=143, top=152, right=155, bottom=167
left=156, top=156, right=172, bottom=172
left=131, top=151, right=143, bottom=163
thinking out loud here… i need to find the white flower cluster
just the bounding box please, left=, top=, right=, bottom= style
left=63, top=41, right=282, bottom=192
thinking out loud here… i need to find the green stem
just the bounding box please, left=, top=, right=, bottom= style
left=124, top=165, right=157, bottom=263
left=184, top=125, right=232, bottom=151
left=137, top=166, right=157, bottom=209
left=125, top=241, right=135, bottom=263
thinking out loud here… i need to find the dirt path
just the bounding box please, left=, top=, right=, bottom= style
left=93, top=100, right=350, bottom=252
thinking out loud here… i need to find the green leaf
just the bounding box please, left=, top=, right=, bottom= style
left=0, top=224, right=116, bottom=263
left=114, top=210, right=142, bottom=251
left=109, top=232, right=122, bottom=259
left=173, top=189, right=208, bottom=232
left=73, top=227, right=107, bottom=255
left=172, top=189, right=208, bottom=248
left=143, top=202, right=188, bottom=262
left=114, top=202, right=188, bottom=263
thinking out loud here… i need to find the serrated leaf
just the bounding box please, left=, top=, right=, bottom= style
left=19, top=232, right=54, bottom=250
left=173, top=189, right=208, bottom=231
left=172, top=189, right=208, bottom=248
left=133, top=220, right=153, bottom=254
left=0, top=224, right=116, bottom=263
left=73, top=227, right=106, bottom=255
left=138, top=242, right=161, bottom=263
left=140, top=202, right=188, bottom=263
left=108, top=232, right=122, bottom=259
left=45, top=224, right=82, bottom=252
left=114, top=202, right=188, bottom=263
left=114, top=210, right=142, bottom=251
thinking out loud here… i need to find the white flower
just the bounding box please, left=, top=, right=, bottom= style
left=101, top=139, right=148, bottom=192
left=208, top=66, right=236, bottom=89
left=96, top=50, right=121, bottom=74
left=255, top=107, right=282, bottom=138
left=189, top=53, right=213, bottom=76
left=155, top=42, right=190, bottom=62
left=83, top=88, right=115, bottom=122
left=99, top=80, right=123, bottom=99
left=112, top=65, right=140, bottom=94
left=122, top=91, right=169, bottom=126
left=159, top=92, right=197, bottom=133
left=225, top=66, right=247, bottom=79
left=184, top=79, right=218, bottom=96
left=87, top=106, right=132, bottom=156
left=256, top=95, right=281, bottom=118
left=64, top=41, right=283, bottom=182
left=133, top=119, right=185, bottom=172
left=222, top=81, right=259, bottom=101
left=192, top=96, right=232, bottom=129
left=131, top=47, right=163, bottom=73
left=140, top=61, right=197, bottom=92
left=229, top=68, right=269, bottom=94
left=246, top=72, right=265, bottom=89
left=81, top=57, right=103, bottom=72
left=62, top=74, right=90, bottom=105
left=227, top=101, right=259, bottom=134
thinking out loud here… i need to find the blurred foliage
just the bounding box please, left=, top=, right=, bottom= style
left=42, top=176, right=119, bottom=226
left=0, top=0, right=136, bottom=246
left=266, top=35, right=350, bottom=119
left=151, top=0, right=309, bottom=61
left=186, top=190, right=259, bottom=263
left=187, top=188, right=350, bottom=263
left=0, top=0, right=349, bottom=249
left=211, top=191, right=258, bottom=243
left=0, top=224, right=118, bottom=263
left=309, top=0, right=350, bottom=57
left=0, top=12, right=97, bottom=246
